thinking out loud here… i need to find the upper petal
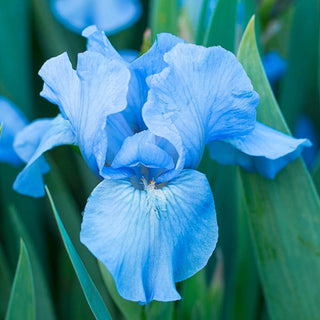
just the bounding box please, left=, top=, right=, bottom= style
left=39, top=51, right=130, bottom=174
left=13, top=115, right=76, bottom=197
left=208, top=121, right=312, bottom=178
left=0, top=97, right=28, bottom=166
left=83, top=29, right=184, bottom=132
left=52, top=0, right=142, bottom=35
left=80, top=169, right=218, bottom=303
left=143, top=43, right=259, bottom=172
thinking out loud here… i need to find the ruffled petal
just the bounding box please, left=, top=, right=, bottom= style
left=52, top=0, right=142, bottom=35
left=143, top=43, right=259, bottom=174
left=82, top=25, right=122, bottom=60
left=83, top=29, right=184, bottom=132
left=13, top=115, right=76, bottom=197
left=0, top=97, right=28, bottom=166
left=80, top=169, right=218, bottom=303
left=208, top=122, right=312, bottom=178
left=39, top=51, right=130, bottom=174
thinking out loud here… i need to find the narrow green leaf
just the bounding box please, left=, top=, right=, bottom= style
left=230, top=170, right=261, bottom=320
left=279, top=0, right=320, bottom=130
left=46, top=186, right=112, bottom=320
left=203, top=0, right=237, bottom=51
left=149, top=0, right=179, bottom=40
left=237, top=17, right=320, bottom=320
left=311, top=154, right=320, bottom=194
left=5, top=240, right=35, bottom=320
left=0, top=123, right=3, bottom=137
left=98, top=262, right=142, bottom=320
left=7, top=206, right=56, bottom=320
left=195, top=0, right=210, bottom=44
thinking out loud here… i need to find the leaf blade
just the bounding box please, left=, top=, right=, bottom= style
left=237, top=17, right=320, bottom=320
left=5, top=240, right=35, bottom=320
left=46, top=186, right=112, bottom=320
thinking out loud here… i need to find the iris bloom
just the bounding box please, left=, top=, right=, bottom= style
left=51, top=0, right=142, bottom=35
left=262, top=51, right=287, bottom=87
left=0, top=97, right=28, bottom=166
left=14, top=26, right=311, bottom=303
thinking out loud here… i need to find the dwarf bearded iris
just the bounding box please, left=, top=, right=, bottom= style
left=13, top=26, right=311, bottom=303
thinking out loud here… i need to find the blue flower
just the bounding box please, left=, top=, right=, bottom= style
left=262, top=50, right=287, bottom=87
left=51, top=0, right=142, bottom=34
left=0, top=96, right=28, bottom=166
left=294, top=115, right=319, bottom=168
left=14, top=27, right=311, bottom=303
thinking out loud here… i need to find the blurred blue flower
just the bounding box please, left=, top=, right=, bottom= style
left=14, top=27, right=311, bottom=303
left=0, top=96, right=28, bottom=166
left=294, top=115, right=319, bottom=168
left=51, top=0, right=142, bottom=34
left=262, top=50, right=287, bottom=87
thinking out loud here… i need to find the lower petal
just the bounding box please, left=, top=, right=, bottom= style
left=80, top=169, right=218, bottom=303
left=208, top=122, right=312, bottom=178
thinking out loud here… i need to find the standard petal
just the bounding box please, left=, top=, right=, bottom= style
left=39, top=51, right=130, bottom=174
left=143, top=43, right=259, bottom=172
left=0, top=97, right=28, bottom=166
left=208, top=122, right=312, bottom=178
left=80, top=169, right=218, bottom=303
left=52, top=0, right=142, bottom=35
left=13, top=115, right=76, bottom=197
left=83, top=30, right=184, bottom=132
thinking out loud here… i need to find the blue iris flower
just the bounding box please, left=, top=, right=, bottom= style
left=51, top=0, right=142, bottom=34
left=14, top=26, right=311, bottom=303
left=262, top=51, right=287, bottom=87
left=0, top=96, right=28, bottom=166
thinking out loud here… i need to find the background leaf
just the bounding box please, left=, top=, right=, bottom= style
left=149, top=0, right=179, bottom=39
left=279, top=0, right=320, bottom=131
left=46, top=186, right=112, bottom=320
left=237, top=17, right=320, bottom=320
left=203, top=0, right=238, bottom=52
left=5, top=240, right=35, bottom=320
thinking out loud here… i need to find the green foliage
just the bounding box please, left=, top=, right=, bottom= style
left=98, top=262, right=142, bottom=320
left=46, top=187, right=112, bottom=320
left=203, top=0, right=238, bottom=52
left=238, top=17, right=320, bottom=320
left=5, top=240, right=35, bottom=320
left=279, top=0, right=320, bottom=131
left=149, top=0, right=179, bottom=39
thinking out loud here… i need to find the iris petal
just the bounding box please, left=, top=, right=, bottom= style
left=208, top=122, right=312, bottom=178
left=83, top=29, right=184, bottom=132
left=39, top=51, right=130, bottom=174
left=80, top=169, right=218, bottom=303
left=0, top=97, right=28, bottom=166
left=52, top=0, right=142, bottom=35
left=143, top=43, right=259, bottom=174
left=13, top=115, right=76, bottom=197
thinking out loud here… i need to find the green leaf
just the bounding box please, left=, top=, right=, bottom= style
left=6, top=206, right=56, bottom=320
left=5, top=240, right=35, bottom=320
left=279, top=0, right=320, bottom=130
left=0, top=0, right=32, bottom=116
left=46, top=186, right=112, bottom=320
left=0, top=123, right=3, bottom=137
left=98, top=262, right=142, bottom=320
left=312, top=154, right=320, bottom=194
left=230, top=171, right=261, bottom=320
left=237, top=17, right=320, bottom=320
left=203, top=0, right=238, bottom=51
left=149, top=0, right=179, bottom=40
